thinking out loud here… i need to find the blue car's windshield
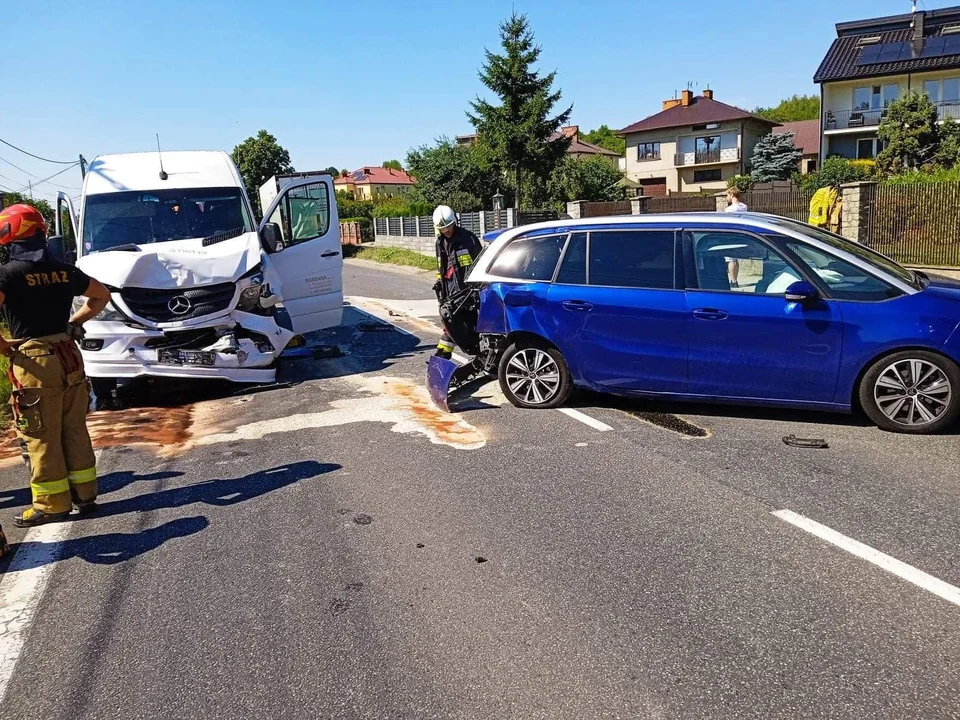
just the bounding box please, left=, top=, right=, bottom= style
left=82, top=187, right=253, bottom=254
left=766, top=217, right=922, bottom=290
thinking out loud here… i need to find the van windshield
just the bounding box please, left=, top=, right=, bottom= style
left=82, top=188, right=253, bottom=254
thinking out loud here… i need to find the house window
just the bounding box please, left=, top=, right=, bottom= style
left=857, top=138, right=880, bottom=159
left=693, top=169, right=722, bottom=182
left=695, top=135, right=721, bottom=163
left=637, top=142, right=661, bottom=161
left=923, top=77, right=960, bottom=104
left=692, top=123, right=721, bottom=131
left=883, top=84, right=899, bottom=107
left=853, top=86, right=872, bottom=111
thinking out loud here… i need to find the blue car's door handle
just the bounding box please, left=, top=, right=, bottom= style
left=692, top=308, right=729, bottom=320
left=561, top=300, right=594, bottom=311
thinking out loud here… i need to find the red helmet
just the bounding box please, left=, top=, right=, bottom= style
left=0, top=203, right=48, bottom=245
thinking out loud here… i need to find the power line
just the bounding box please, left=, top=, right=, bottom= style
left=14, top=163, right=79, bottom=194
left=0, top=154, right=39, bottom=179
left=0, top=137, right=75, bottom=165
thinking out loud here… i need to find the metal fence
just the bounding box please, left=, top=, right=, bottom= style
left=743, top=189, right=814, bottom=222
left=864, top=183, right=960, bottom=267
left=373, top=208, right=555, bottom=239
left=582, top=201, right=632, bottom=218
left=517, top=209, right=560, bottom=225
left=646, top=195, right=715, bottom=213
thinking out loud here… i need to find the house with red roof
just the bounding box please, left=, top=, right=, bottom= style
left=772, top=119, right=821, bottom=175
left=618, top=89, right=778, bottom=196
left=334, top=166, right=416, bottom=200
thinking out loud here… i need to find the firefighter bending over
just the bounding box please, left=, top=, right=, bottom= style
left=0, top=204, right=111, bottom=527
left=432, top=205, right=483, bottom=358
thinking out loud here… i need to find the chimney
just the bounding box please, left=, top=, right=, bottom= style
left=912, top=9, right=925, bottom=40
left=564, top=125, right=579, bottom=140
left=681, top=89, right=694, bottom=107
left=662, top=97, right=682, bottom=110
left=703, top=88, right=714, bottom=100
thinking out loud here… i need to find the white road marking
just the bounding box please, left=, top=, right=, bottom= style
left=0, top=450, right=102, bottom=703
left=557, top=408, right=614, bottom=432
left=773, top=509, right=960, bottom=608
left=0, top=521, right=71, bottom=704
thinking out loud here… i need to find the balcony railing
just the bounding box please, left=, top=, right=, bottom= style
left=674, top=147, right=740, bottom=166
left=824, top=102, right=960, bottom=131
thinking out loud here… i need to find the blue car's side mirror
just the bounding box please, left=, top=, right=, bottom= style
left=785, top=280, right=819, bottom=304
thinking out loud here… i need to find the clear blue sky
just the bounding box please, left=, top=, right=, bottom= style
left=5, top=0, right=951, bottom=203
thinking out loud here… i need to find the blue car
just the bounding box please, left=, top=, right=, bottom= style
left=465, top=214, right=960, bottom=434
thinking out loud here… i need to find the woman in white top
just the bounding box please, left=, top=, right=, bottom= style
left=722, top=187, right=748, bottom=287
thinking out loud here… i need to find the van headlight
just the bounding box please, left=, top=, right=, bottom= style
left=236, top=272, right=264, bottom=311
left=71, top=297, right=125, bottom=322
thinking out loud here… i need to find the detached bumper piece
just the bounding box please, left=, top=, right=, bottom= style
left=427, top=355, right=459, bottom=413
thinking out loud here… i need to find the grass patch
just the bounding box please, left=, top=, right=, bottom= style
left=343, top=245, right=436, bottom=271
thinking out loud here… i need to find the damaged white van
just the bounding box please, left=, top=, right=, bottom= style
left=54, top=151, right=342, bottom=396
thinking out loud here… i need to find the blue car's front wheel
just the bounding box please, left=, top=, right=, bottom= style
left=498, top=342, right=572, bottom=409
left=860, top=350, right=960, bottom=434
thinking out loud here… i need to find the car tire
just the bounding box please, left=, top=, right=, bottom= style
left=498, top=341, right=573, bottom=409
left=859, top=350, right=960, bottom=434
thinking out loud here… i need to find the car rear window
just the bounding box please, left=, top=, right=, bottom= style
left=589, top=230, right=675, bottom=289
left=489, top=234, right=567, bottom=281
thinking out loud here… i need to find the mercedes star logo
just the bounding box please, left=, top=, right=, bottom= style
left=168, top=295, right=192, bottom=315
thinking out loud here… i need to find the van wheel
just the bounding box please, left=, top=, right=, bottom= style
left=498, top=341, right=572, bottom=409
left=859, top=350, right=960, bottom=434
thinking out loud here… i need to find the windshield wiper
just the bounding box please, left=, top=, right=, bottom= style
left=201, top=227, right=246, bottom=247
left=105, top=243, right=141, bottom=252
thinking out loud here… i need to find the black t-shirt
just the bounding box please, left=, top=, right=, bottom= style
left=0, top=260, right=92, bottom=340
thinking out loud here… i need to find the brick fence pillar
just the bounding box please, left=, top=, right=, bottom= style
left=566, top=200, right=586, bottom=219
left=840, top=181, right=877, bottom=243
left=714, top=192, right=727, bottom=212
left=630, top=196, right=650, bottom=215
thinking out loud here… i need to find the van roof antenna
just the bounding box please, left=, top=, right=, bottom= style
left=156, top=134, right=168, bottom=181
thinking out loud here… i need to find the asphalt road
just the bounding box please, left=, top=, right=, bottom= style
left=0, top=258, right=957, bottom=719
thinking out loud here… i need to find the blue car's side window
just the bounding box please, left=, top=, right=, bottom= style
left=555, top=232, right=587, bottom=285
left=784, top=242, right=902, bottom=301
left=588, top=231, right=675, bottom=289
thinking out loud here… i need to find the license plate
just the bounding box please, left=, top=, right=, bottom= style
left=158, top=350, right=216, bottom=366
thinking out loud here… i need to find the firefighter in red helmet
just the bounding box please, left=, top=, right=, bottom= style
left=0, top=203, right=111, bottom=532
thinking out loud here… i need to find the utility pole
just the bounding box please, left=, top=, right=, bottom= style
left=28, top=181, right=33, bottom=200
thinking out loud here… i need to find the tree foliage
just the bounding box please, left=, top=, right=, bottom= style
left=754, top=94, right=820, bottom=123
left=877, top=91, right=940, bottom=173
left=231, top=130, right=294, bottom=219
left=581, top=125, right=625, bottom=155
left=727, top=175, right=754, bottom=193
left=467, top=12, right=572, bottom=209
left=749, top=131, right=803, bottom=183
left=548, top=155, right=625, bottom=205
left=382, top=159, right=403, bottom=171
left=405, top=137, right=502, bottom=212
left=799, top=156, right=869, bottom=192
left=324, top=166, right=342, bottom=176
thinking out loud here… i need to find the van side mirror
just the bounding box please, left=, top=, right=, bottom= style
left=259, top=223, right=285, bottom=253
left=785, top=280, right=819, bottom=304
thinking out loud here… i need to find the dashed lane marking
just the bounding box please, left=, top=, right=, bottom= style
left=773, top=509, right=960, bottom=609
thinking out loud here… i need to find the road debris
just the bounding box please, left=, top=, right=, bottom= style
left=783, top=434, right=830, bottom=449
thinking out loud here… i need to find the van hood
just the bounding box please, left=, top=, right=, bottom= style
left=77, top=232, right=262, bottom=289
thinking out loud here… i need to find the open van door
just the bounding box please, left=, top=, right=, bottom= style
left=258, top=176, right=343, bottom=334
left=54, top=191, right=79, bottom=264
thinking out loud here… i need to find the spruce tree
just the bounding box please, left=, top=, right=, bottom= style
left=467, top=12, right=572, bottom=209
left=749, top=132, right=803, bottom=183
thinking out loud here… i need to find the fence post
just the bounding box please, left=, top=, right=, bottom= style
left=630, top=196, right=650, bottom=215
left=479, top=211, right=486, bottom=237
left=840, top=181, right=876, bottom=244
left=714, top=192, right=727, bottom=212
left=566, top=200, right=585, bottom=219
left=507, top=208, right=517, bottom=227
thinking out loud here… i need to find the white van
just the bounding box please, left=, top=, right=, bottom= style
left=54, top=151, right=343, bottom=395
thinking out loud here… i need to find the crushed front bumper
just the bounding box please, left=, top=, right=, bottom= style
left=79, top=310, right=295, bottom=383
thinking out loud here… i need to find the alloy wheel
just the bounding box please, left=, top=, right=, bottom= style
left=873, top=358, right=953, bottom=427
left=505, top=348, right=561, bottom=406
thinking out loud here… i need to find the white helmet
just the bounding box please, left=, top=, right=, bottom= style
left=433, top=205, right=457, bottom=230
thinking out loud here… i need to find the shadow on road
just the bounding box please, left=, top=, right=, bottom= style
left=1, top=461, right=340, bottom=572
left=87, top=461, right=340, bottom=520
left=7, top=516, right=210, bottom=570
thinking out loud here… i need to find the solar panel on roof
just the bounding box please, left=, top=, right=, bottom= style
left=944, top=35, right=960, bottom=55
left=878, top=42, right=907, bottom=62
left=857, top=45, right=883, bottom=65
